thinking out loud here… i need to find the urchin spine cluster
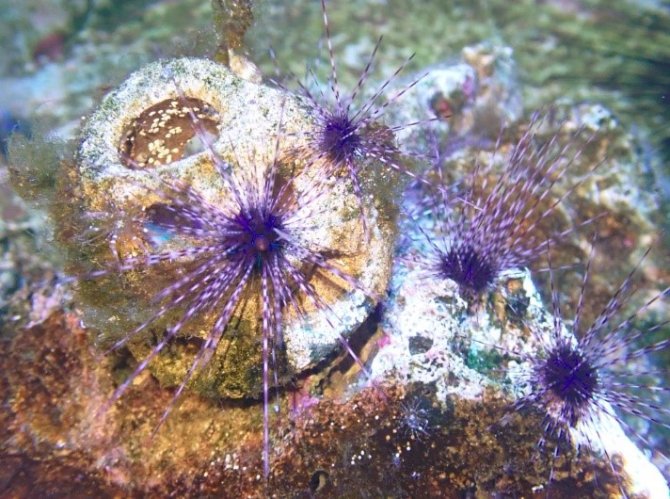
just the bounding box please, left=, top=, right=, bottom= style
left=83, top=77, right=382, bottom=476
left=283, top=0, right=436, bottom=231
left=405, top=106, right=668, bottom=490
left=504, top=249, right=670, bottom=493
left=418, top=117, right=598, bottom=301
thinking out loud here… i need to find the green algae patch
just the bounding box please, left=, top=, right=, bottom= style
left=464, top=347, right=503, bottom=375
left=126, top=317, right=280, bottom=400
left=7, top=130, right=69, bottom=208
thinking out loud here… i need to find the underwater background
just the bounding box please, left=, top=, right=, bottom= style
left=1, top=0, right=669, bottom=497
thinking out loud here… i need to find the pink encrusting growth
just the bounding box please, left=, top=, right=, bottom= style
left=509, top=247, right=670, bottom=493
left=281, top=0, right=436, bottom=232
left=85, top=106, right=378, bottom=478
left=419, top=118, right=600, bottom=300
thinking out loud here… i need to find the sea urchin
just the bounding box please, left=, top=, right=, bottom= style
left=280, top=0, right=433, bottom=231
left=418, top=117, right=598, bottom=302
left=69, top=58, right=394, bottom=478
left=510, top=248, right=670, bottom=494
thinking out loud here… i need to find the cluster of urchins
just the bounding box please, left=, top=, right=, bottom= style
left=81, top=0, right=669, bottom=494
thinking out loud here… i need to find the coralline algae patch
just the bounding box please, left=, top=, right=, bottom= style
left=371, top=266, right=545, bottom=402
left=0, top=311, right=271, bottom=496
left=67, top=57, right=396, bottom=399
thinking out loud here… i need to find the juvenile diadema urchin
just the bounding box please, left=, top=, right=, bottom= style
left=508, top=248, right=670, bottom=495
left=418, top=117, right=597, bottom=302
left=278, top=0, right=433, bottom=226
left=67, top=58, right=395, bottom=477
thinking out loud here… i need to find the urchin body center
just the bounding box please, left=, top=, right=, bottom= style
left=321, top=111, right=361, bottom=164
left=541, top=346, right=599, bottom=414
left=440, top=244, right=496, bottom=294
left=236, top=210, right=283, bottom=257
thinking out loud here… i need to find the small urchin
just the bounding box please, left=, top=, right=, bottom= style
left=278, top=0, right=434, bottom=230
left=397, top=396, right=432, bottom=442
left=417, top=116, right=598, bottom=303
left=507, top=248, right=670, bottom=494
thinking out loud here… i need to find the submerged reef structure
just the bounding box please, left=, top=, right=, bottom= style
left=1, top=1, right=670, bottom=497
left=375, top=259, right=669, bottom=497
left=508, top=251, right=670, bottom=495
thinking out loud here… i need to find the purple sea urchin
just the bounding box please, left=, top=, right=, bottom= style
left=67, top=58, right=396, bottom=478
left=280, top=0, right=433, bottom=229
left=507, top=249, right=670, bottom=495
left=88, top=134, right=375, bottom=478
left=419, top=117, right=598, bottom=301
